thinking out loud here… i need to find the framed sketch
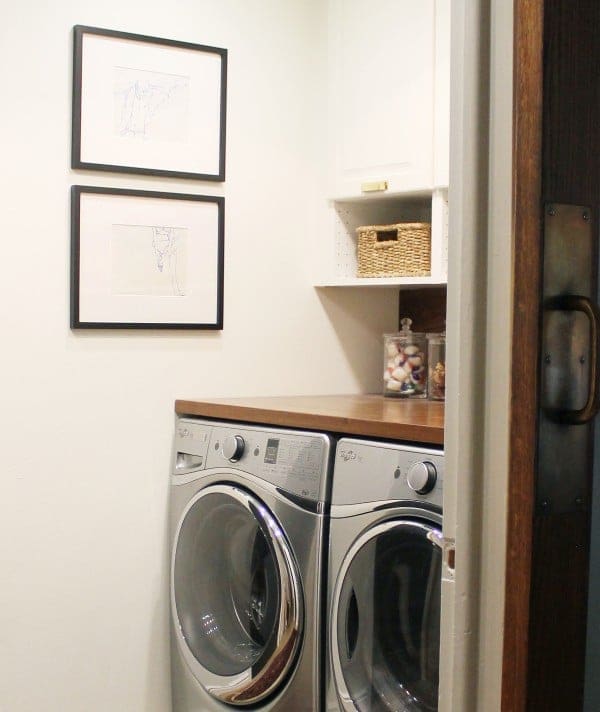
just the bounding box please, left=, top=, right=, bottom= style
left=72, top=25, right=227, bottom=180
left=71, top=186, right=224, bottom=329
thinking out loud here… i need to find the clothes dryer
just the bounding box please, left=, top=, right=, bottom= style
left=170, top=417, right=333, bottom=711
left=327, top=438, right=444, bottom=712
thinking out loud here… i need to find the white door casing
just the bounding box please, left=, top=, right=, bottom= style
left=440, top=0, right=513, bottom=710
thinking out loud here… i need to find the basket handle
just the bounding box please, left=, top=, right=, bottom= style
left=375, top=229, right=399, bottom=245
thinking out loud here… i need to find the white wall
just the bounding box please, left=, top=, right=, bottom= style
left=0, top=2, right=398, bottom=711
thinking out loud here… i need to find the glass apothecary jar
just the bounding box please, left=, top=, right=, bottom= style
left=383, top=318, right=427, bottom=398
left=427, top=333, right=446, bottom=401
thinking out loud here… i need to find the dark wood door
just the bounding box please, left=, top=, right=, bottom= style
left=504, top=1, right=600, bottom=710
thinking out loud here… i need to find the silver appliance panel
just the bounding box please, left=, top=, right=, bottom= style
left=174, top=417, right=332, bottom=502
left=333, top=438, right=444, bottom=509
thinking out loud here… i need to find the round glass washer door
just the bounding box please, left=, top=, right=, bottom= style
left=332, top=518, right=441, bottom=712
left=171, top=483, right=304, bottom=706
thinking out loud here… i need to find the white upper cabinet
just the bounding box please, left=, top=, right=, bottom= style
left=328, top=0, right=449, bottom=199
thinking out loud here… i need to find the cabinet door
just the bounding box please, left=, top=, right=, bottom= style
left=329, top=0, right=436, bottom=197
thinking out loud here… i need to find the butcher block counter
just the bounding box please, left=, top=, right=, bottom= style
left=175, top=394, right=444, bottom=445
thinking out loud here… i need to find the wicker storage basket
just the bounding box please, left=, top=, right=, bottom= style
left=356, top=222, right=431, bottom=278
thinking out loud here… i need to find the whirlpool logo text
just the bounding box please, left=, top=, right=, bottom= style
left=338, top=449, right=357, bottom=462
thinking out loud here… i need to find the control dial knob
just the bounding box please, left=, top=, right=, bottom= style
left=406, top=461, right=437, bottom=495
left=223, top=435, right=245, bottom=462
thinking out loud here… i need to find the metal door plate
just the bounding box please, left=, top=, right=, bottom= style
left=543, top=204, right=592, bottom=299
left=538, top=203, right=595, bottom=513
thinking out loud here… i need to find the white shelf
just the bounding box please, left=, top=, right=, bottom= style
left=315, top=189, right=448, bottom=289
left=331, top=188, right=433, bottom=204
left=316, top=276, right=446, bottom=288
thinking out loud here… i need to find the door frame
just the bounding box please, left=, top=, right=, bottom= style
left=444, top=0, right=597, bottom=707
left=502, top=0, right=543, bottom=709
left=442, top=0, right=545, bottom=708
left=441, top=0, right=499, bottom=708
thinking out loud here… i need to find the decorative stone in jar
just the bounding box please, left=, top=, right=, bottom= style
left=427, top=332, right=446, bottom=401
left=383, top=318, right=427, bottom=398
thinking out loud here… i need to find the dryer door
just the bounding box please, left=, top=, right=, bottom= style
left=332, top=518, right=441, bottom=711
left=171, top=483, right=303, bottom=706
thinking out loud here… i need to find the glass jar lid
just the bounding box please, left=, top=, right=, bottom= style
left=384, top=317, right=426, bottom=340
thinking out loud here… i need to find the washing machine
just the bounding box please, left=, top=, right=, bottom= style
left=170, top=416, right=334, bottom=711
left=327, top=438, right=444, bottom=712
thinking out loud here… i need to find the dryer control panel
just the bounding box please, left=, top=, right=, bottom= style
left=333, top=438, right=444, bottom=508
left=174, top=417, right=332, bottom=503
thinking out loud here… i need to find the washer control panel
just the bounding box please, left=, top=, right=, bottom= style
left=333, top=438, right=444, bottom=507
left=174, top=418, right=332, bottom=502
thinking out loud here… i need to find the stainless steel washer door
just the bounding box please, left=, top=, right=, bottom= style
left=171, top=483, right=303, bottom=706
left=332, top=519, right=441, bottom=711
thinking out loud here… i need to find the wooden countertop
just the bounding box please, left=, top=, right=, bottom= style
left=175, top=394, right=444, bottom=445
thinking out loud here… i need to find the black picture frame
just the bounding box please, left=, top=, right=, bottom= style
left=71, top=185, right=225, bottom=329
left=72, top=25, right=227, bottom=181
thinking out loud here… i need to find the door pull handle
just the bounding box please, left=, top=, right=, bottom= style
left=543, top=294, right=600, bottom=424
